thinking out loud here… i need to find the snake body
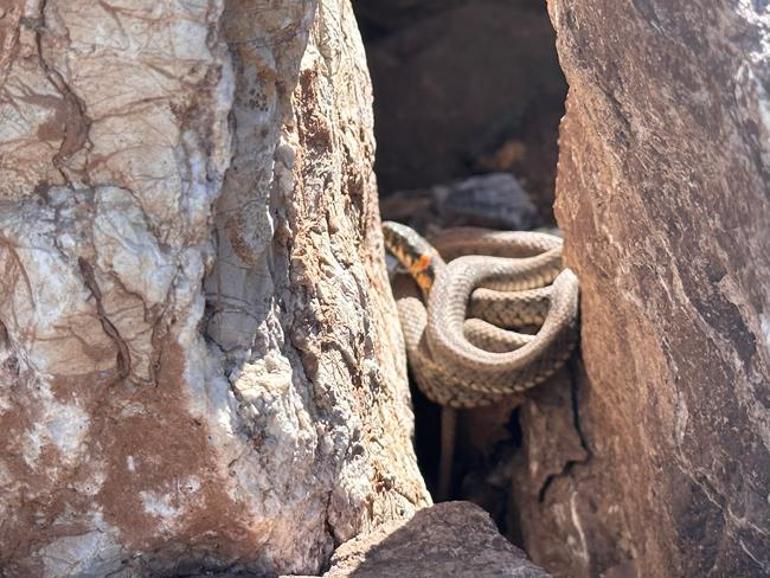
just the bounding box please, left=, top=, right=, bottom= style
left=383, top=221, right=580, bottom=408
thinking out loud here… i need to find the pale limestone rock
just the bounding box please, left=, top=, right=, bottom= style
left=0, top=0, right=428, bottom=575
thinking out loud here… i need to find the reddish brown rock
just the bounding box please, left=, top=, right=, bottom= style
left=510, top=2, right=770, bottom=577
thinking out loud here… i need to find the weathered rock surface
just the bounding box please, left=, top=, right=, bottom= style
left=177, top=503, right=550, bottom=577
left=0, top=0, right=428, bottom=575
left=511, top=2, right=770, bottom=576
left=320, top=502, right=551, bottom=577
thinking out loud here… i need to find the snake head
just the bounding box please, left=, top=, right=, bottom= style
left=382, top=221, right=446, bottom=298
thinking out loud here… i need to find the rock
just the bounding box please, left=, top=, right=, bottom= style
left=510, top=2, right=770, bottom=577
left=183, top=504, right=551, bottom=577
left=321, top=502, right=551, bottom=577
left=380, top=173, right=540, bottom=233
left=505, top=364, right=591, bottom=569
left=0, top=0, right=428, bottom=575
left=436, top=174, right=540, bottom=231
left=356, top=0, right=565, bottom=220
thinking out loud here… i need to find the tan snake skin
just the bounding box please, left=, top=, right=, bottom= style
left=384, top=221, right=580, bottom=409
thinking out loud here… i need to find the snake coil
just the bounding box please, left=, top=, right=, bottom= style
left=383, top=221, right=580, bottom=408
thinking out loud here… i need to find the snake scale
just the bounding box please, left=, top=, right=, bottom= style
left=383, top=221, right=580, bottom=409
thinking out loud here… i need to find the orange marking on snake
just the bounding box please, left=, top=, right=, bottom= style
left=408, top=254, right=431, bottom=288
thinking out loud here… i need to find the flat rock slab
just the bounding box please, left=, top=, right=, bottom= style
left=319, top=502, right=550, bottom=577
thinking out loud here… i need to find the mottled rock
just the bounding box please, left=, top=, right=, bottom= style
left=511, top=2, right=770, bottom=577
left=0, top=0, right=428, bottom=575
left=321, top=502, right=551, bottom=577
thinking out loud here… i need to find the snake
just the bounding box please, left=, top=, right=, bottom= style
left=383, top=221, right=580, bottom=499
left=382, top=221, right=580, bottom=408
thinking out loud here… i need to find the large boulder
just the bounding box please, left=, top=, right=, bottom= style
left=0, top=1, right=428, bottom=575
left=511, top=2, right=770, bottom=576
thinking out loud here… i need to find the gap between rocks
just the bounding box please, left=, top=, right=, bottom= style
left=352, top=0, right=584, bottom=553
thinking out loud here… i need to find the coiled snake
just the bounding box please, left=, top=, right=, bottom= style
left=383, top=221, right=580, bottom=495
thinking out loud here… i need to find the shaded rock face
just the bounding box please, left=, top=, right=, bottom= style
left=187, top=504, right=551, bottom=577
left=321, top=502, right=551, bottom=578
left=510, top=1, right=770, bottom=576
left=353, top=0, right=566, bottom=222
left=0, top=0, right=428, bottom=575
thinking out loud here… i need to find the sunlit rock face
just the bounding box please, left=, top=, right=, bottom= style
left=0, top=1, right=428, bottom=575
left=509, top=2, right=770, bottom=577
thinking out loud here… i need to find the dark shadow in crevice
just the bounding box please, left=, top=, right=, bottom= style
left=353, top=0, right=568, bottom=514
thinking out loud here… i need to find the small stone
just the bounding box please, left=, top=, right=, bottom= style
left=434, top=173, right=539, bottom=230
left=381, top=173, right=540, bottom=233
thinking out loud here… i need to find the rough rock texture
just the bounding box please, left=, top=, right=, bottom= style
left=320, top=502, right=551, bottom=577
left=354, top=0, right=565, bottom=221
left=186, top=504, right=550, bottom=577
left=511, top=2, right=770, bottom=577
left=0, top=1, right=428, bottom=575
